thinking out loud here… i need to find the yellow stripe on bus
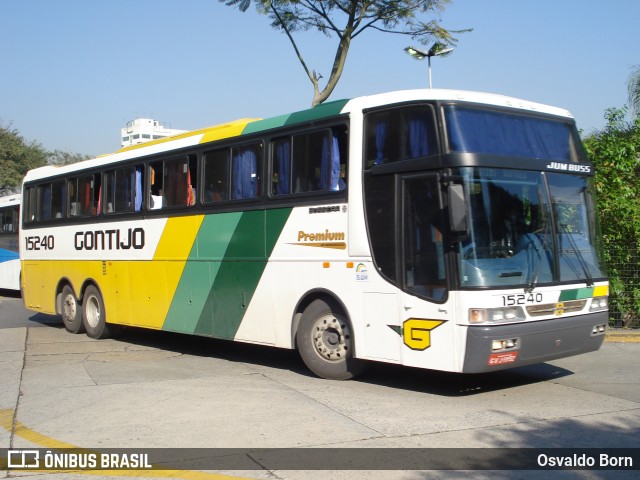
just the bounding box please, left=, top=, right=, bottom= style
left=116, top=215, right=205, bottom=329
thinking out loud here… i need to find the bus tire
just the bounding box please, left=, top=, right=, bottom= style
left=61, top=285, right=84, bottom=334
left=82, top=285, right=112, bottom=339
left=296, top=298, right=367, bottom=380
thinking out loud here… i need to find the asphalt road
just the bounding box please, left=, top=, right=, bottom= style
left=0, top=293, right=638, bottom=480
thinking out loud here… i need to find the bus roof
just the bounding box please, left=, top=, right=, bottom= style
left=23, top=89, right=574, bottom=184
left=0, top=193, right=21, bottom=208
left=341, top=89, right=574, bottom=119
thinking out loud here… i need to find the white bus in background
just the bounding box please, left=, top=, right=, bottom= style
left=0, top=193, right=21, bottom=291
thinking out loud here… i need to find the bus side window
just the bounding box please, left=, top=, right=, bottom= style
left=280, top=127, right=346, bottom=195
left=68, top=175, right=99, bottom=217
left=203, top=149, right=229, bottom=203
left=365, top=107, right=436, bottom=168
left=105, top=165, right=144, bottom=213
left=150, top=156, right=196, bottom=208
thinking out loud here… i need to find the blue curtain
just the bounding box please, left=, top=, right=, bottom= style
left=233, top=148, right=257, bottom=199
left=135, top=166, right=143, bottom=211
left=330, top=133, right=341, bottom=191
left=375, top=121, right=387, bottom=165
left=446, top=107, right=572, bottom=160
left=275, top=140, right=291, bottom=195
left=42, top=185, right=51, bottom=220
left=320, top=131, right=342, bottom=191
left=409, top=115, right=430, bottom=158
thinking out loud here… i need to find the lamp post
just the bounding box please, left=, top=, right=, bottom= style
left=404, top=43, right=454, bottom=88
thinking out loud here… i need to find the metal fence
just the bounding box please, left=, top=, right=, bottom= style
left=607, top=247, right=640, bottom=328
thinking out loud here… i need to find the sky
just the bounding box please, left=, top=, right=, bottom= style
left=1, top=0, right=638, bottom=157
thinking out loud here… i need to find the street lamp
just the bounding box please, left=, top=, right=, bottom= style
left=404, top=43, right=454, bottom=88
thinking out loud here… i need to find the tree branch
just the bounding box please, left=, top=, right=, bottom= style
left=269, top=3, right=319, bottom=94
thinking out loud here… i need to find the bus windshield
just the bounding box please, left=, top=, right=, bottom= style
left=458, top=167, right=605, bottom=289
left=445, top=105, right=586, bottom=162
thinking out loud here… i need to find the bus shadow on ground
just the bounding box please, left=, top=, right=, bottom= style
left=27, top=312, right=63, bottom=326
left=108, top=325, right=576, bottom=397
left=26, top=319, right=574, bottom=397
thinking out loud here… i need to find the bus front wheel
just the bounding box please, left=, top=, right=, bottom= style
left=61, top=285, right=84, bottom=334
left=82, top=285, right=112, bottom=339
left=296, top=298, right=367, bottom=380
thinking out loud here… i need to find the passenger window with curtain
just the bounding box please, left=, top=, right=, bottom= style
left=364, top=105, right=437, bottom=168
left=444, top=106, right=586, bottom=162
left=68, top=174, right=100, bottom=217
left=149, top=155, right=197, bottom=209
left=231, top=143, right=262, bottom=200
left=271, top=126, right=347, bottom=195
left=36, top=183, right=52, bottom=221
left=104, top=165, right=144, bottom=214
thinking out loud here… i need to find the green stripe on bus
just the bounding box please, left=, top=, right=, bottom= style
left=163, top=208, right=292, bottom=338
left=559, top=287, right=594, bottom=301
left=162, top=212, right=242, bottom=333
left=241, top=99, right=350, bottom=135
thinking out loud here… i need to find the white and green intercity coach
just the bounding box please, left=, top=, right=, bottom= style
left=20, top=89, right=609, bottom=380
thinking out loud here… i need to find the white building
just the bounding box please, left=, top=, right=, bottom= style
left=120, top=118, right=187, bottom=148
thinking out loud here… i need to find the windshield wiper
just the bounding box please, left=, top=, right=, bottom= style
left=525, top=238, right=542, bottom=293
left=524, top=218, right=551, bottom=293
left=559, top=223, right=594, bottom=287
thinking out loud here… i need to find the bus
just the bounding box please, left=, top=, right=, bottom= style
left=20, top=89, right=608, bottom=380
left=0, top=193, right=21, bottom=291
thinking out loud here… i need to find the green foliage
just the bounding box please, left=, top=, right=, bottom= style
left=48, top=149, right=92, bottom=166
left=583, top=107, right=640, bottom=326
left=0, top=124, right=91, bottom=196
left=0, top=123, right=48, bottom=195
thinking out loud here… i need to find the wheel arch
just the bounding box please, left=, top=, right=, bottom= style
left=290, top=288, right=353, bottom=350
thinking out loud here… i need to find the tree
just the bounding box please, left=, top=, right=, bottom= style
left=48, top=149, right=91, bottom=166
left=584, top=107, right=640, bottom=327
left=628, top=66, right=640, bottom=119
left=222, top=0, right=468, bottom=106
left=0, top=123, right=48, bottom=195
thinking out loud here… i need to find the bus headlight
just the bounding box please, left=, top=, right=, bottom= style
left=469, top=306, right=526, bottom=324
left=590, top=296, right=608, bottom=312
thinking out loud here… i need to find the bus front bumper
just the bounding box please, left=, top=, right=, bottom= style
left=462, top=312, right=608, bottom=373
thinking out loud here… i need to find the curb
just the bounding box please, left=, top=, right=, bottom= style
left=605, top=329, right=640, bottom=343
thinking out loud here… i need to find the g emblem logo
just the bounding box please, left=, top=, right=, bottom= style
left=403, top=319, right=445, bottom=351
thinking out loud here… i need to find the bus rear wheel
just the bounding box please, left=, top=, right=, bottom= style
left=61, top=285, right=84, bottom=334
left=296, top=298, right=367, bottom=380
left=82, top=285, right=113, bottom=339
